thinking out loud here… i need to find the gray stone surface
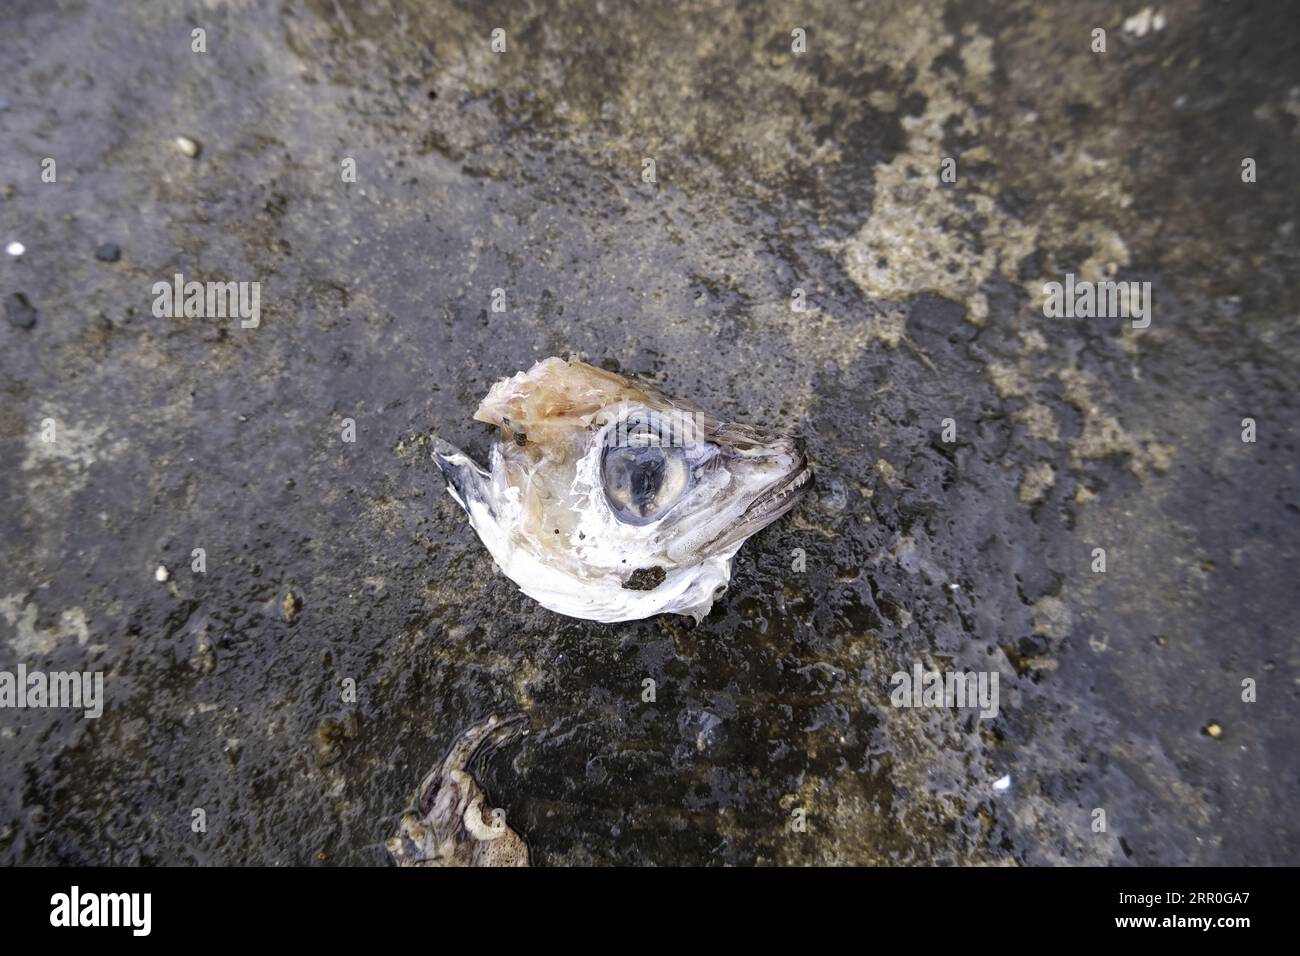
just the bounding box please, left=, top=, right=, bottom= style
left=0, top=0, right=1296, bottom=865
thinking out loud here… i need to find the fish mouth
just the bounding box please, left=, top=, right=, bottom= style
left=743, top=457, right=815, bottom=525
left=701, top=451, right=813, bottom=554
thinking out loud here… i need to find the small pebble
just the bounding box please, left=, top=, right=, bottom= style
left=993, top=774, right=1012, bottom=792
left=175, top=136, right=201, bottom=158
left=1203, top=720, right=1223, bottom=739
left=94, top=243, right=121, bottom=263
left=5, top=241, right=24, bottom=256
left=155, top=565, right=170, bottom=583
left=4, top=292, right=37, bottom=330
left=316, top=717, right=347, bottom=765
left=282, top=590, right=302, bottom=624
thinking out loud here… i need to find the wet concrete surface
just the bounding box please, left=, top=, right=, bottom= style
left=1, top=0, right=1297, bottom=865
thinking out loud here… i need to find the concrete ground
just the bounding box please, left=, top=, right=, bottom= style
left=1, top=0, right=1297, bottom=865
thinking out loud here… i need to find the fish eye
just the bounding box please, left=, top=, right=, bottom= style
left=601, top=421, right=691, bottom=525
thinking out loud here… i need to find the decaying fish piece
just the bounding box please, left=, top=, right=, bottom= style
left=434, top=357, right=812, bottom=622
left=387, top=713, right=530, bottom=867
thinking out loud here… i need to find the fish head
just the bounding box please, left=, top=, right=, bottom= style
left=434, top=358, right=812, bottom=622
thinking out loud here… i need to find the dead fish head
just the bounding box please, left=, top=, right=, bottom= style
left=434, top=357, right=812, bottom=623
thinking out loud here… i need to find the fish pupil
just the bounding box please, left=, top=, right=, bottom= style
left=629, top=453, right=664, bottom=513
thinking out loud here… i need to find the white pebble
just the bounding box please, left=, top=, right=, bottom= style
left=1123, top=7, right=1167, bottom=39
left=4, top=241, right=24, bottom=256
left=175, top=136, right=200, bottom=158
left=155, top=565, right=171, bottom=582
left=993, top=774, right=1012, bottom=792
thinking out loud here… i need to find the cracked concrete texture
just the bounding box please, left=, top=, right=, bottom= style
left=0, top=0, right=1297, bottom=865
